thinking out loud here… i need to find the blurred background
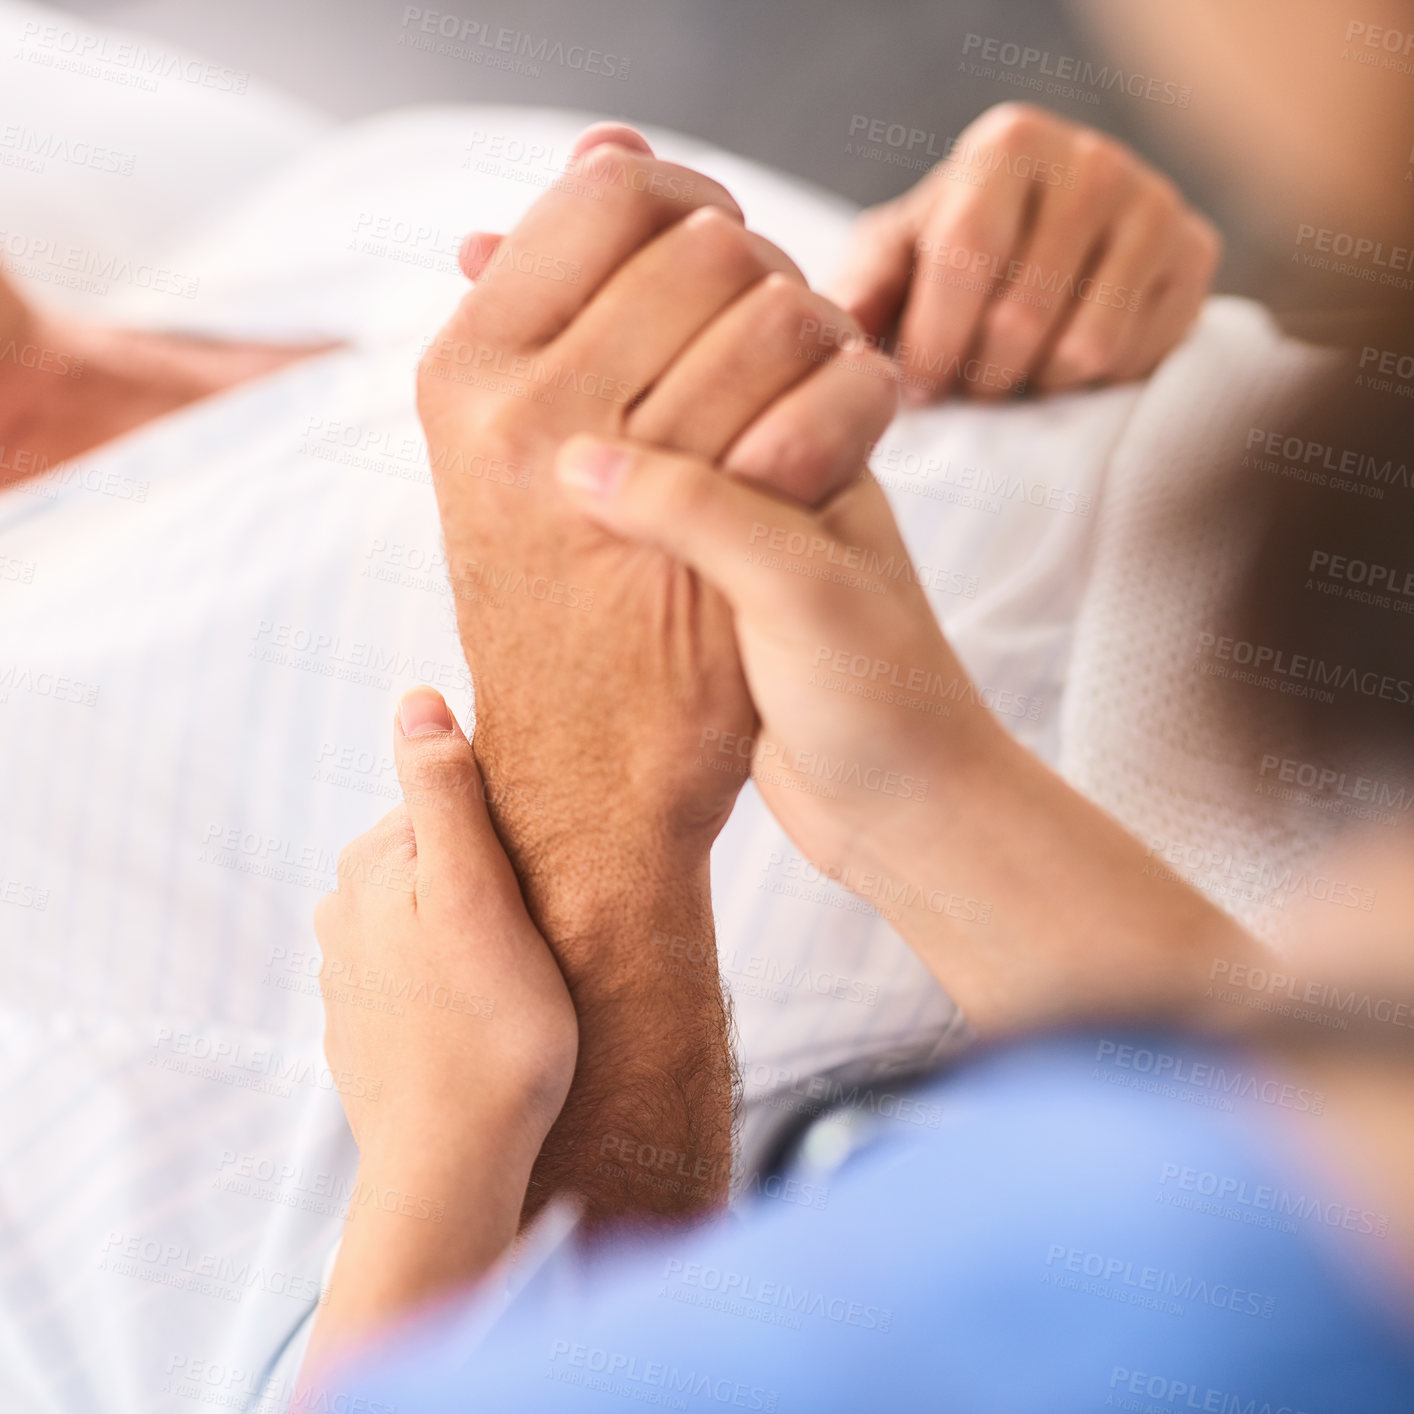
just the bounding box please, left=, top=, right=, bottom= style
left=57, top=0, right=1246, bottom=273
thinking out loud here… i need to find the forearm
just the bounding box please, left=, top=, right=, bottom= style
left=473, top=740, right=736, bottom=1229
left=868, top=713, right=1266, bottom=1038
left=299, top=1132, right=536, bottom=1397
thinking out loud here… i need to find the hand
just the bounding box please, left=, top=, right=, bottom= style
left=553, top=436, right=1261, bottom=1036
left=832, top=103, right=1222, bottom=402
left=416, top=126, right=898, bottom=1226
left=419, top=130, right=899, bottom=868
left=305, top=686, right=576, bottom=1370
left=551, top=442, right=984, bottom=885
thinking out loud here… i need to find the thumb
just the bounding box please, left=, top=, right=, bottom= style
left=828, top=196, right=919, bottom=340
left=553, top=436, right=829, bottom=614
left=392, top=687, right=495, bottom=872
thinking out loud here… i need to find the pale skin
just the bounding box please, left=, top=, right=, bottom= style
left=829, top=102, right=1223, bottom=401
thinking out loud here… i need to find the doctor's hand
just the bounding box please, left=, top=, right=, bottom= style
left=832, top=103, right=1222, bottom=402
left=554, top=435, right=1259, bottom=1038
left=306, top=686, right=576, bottom=1370
left=550, top=439, right=986, bottom=889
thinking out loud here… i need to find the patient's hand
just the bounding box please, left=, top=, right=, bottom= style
left=832, top=102, right=1222, bottom=401
left=305, top=687, right=576, bottom=1372
left=416, top=129, right=897, bottom=1226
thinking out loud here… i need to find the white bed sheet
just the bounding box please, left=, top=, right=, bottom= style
left=0, top=18, right=1148, bottom=1407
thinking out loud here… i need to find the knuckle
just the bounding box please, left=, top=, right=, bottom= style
left=1189, top=214, right=1224, bottom=271
left=930, top=209, right=1002, bottom=268
left=685, top=205, right=759, bottom=277
left=658, top=459, right=720, bottom=525
left=1073, top=133, right=1133, bottom=196
left=403, top=741, right=475, bottom=800
left=988, top=294, right=1052, bottom=346
left=1056, top=326, right=1121, bottom=383
left=851, top=351, right=902, bottom=425
left=575, top=141, right=642, bottom=188
left=980, top=101, right=1051, bottom=149
left=1137, top=174, right=1184, bottom=229
left=757, top=276, right=826, bottom=348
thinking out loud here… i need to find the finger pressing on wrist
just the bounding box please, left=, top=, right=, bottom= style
left=393, top=688, right=499, bottom=889
left=553, top=435, right=833, bottom=615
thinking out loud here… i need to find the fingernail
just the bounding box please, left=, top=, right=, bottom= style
left=556, top=441, right=628, bottom=497
left=398, top=686, right=454, bottom=737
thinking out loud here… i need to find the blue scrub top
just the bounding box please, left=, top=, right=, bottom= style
left=337, top=1031, right=1414, bottom=1413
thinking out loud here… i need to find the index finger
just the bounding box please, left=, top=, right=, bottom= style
left=459, top=145, right=745, bottom=351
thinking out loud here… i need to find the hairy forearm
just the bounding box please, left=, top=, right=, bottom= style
left=473, top=728, right=736, bottom=1229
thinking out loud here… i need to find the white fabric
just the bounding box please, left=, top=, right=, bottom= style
left=1060, top=300, right=1343, bottom=944
left=0, top=12, right=1327, bottom=1404
left=0, top=0, right=329, bottom=318
left=0, top=97, right=1141, bottom=1410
